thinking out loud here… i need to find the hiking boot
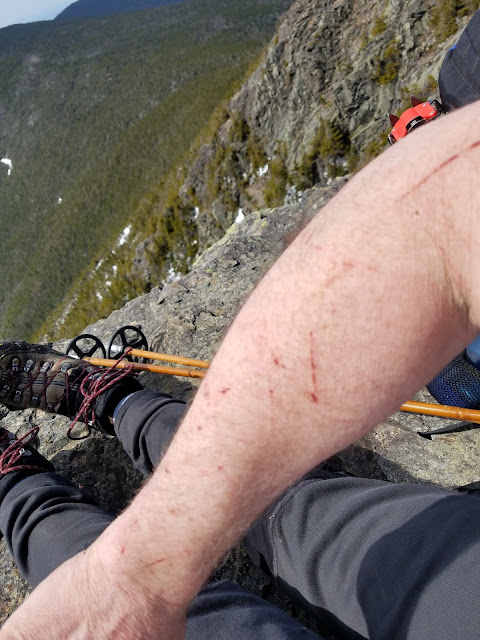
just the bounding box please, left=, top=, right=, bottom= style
left=0, top=340, right=143, bottom=437
left=0, top=426, right=54, bottom=478
left=0, top=426, right=55, bottom=507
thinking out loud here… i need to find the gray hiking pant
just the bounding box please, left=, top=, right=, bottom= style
left=1, top=389, right=480, bottom=639
left=439, top=8, right=480, bottom=111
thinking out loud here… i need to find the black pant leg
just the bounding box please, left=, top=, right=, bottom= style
left=187, top=581, right=323, bottom=639
left=0, top=471, right=322, bottom=639
left=0, top=390, right=185, bottom=587
left=111, top=390, right=480, bottom=639
left=243, top=473, right=480, bottom=640
left=0, top=478, right=324, bottom=639
left=439, top=9, right=480, bottom=110
left=113, top=389, right=186, bottom=476
left=0, top=472, right=115, bottom=587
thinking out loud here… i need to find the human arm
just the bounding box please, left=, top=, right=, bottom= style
left=3, top=101, right=480, bottom=638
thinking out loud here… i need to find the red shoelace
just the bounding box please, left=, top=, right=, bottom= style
left=0, top=426, right=46, bottom=476
left=67, top=350, right=135, bottom=439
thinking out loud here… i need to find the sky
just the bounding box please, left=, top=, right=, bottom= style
left=0, top=1, right=72, bottom=30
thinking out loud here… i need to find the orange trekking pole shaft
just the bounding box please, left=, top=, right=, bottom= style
left=127, top=348, right=210, bottom=369
left=400, top=400, right=480, bottom=424
left=85, top=357, right=207, bottom=379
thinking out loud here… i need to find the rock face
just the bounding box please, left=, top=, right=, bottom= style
left=135, top=0, right=462, bottom=282
left=2, top=178, right=480, bottom=629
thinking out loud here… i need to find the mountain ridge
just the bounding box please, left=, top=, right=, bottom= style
left=56, top=0, right=189, bottom=21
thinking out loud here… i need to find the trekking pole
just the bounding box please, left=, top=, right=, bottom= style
left=85, top=357, right=207, bottom=379
left=124, top=348, right=209, bottom=368
left=400, top=400, right=480, bottom=424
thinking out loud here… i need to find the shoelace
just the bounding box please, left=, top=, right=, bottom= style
left=0, top=426, right=46, bottom=476
left=67, top=350, right=135, bottom=439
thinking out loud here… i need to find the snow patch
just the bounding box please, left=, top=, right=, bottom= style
left=112, top=265, right=118, bottom=276
left=285, top=185, right=303, bottom=205
left=194, top=207, right=200, bottom=220
left=117, top=225, right=131, bottom=246
left=257, top=164, right=269, bottom=177
left=1, top=158, right=12, bottom=176
left=58, top=197, right=63, bottom=204
left=235, top=208, right=245, bottom=224
left=167, top=266, right=181, bottom=282
left=105, top=280, right=112, bottom=287
left=96, top=292, right=103, bottom=302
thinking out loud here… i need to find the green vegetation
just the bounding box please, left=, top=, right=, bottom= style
left=373, top=41, right=401, bottom=85
left=228, top=115, right=268, bottom=172
left=37, top=81, right=272, bottom=339
left=56, top=0, right=188, bottom=20
left=0, top=0, right=292, bottom=339
left=362, top=129, right=390, bottom=163
left=200, top=110, right=267, bottom=219
left=423, top=74, right=439, bottom=95
left=431, top=0, right=480, bottom=40
left=371, top=15, right=387, bottom=37
left=264, top=145, right=289, bottom=207
left=359, top=29, right=370, bottom=50
left=295, top=120, right=354, bottom=189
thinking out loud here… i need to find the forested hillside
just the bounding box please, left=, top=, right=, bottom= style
left=0, top=0, right=291, bottom=338
left=56, top=0, right=188, bottom=21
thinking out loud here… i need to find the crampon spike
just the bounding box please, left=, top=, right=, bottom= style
left=389, top=113, right=399, bottom=126
left=411, top=95, right=422, bottom=107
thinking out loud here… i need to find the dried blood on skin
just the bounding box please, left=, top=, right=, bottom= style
left=310, top=331, right=317, bottom=389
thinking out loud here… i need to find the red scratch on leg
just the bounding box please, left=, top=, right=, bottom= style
left=410, top=154, right=459, bottom=193
left=403, top=138, right=480, bottom=198
left=144, top=558, right=166, bottom=569
left=310, top=331, right=317, bottom=390
left=309, top=331, right=319, bottom=403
